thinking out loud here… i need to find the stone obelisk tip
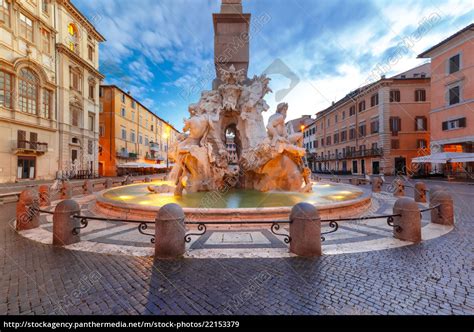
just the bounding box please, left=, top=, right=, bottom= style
left=220, top=0, right=243, bottom=14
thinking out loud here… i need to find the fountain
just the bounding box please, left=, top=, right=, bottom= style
left=94, top=0, right=371, bottom=221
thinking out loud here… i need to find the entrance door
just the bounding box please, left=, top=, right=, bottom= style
left=361, top=160, right=366, bottom=175
left=98, top=162, right=104, bottom=177
left=395, top=157, right=407, bottom=175
left=352, top=160, right=358, bottom=174
left=17, top=157, right=36, bottom=180
left=342, top=161, right=347, bottom=172
left=372, top=161, right=380, bottom=175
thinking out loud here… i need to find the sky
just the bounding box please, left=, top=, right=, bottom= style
left=73, top=0, right=473, bottom=130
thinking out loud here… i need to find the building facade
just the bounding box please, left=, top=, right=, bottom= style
left=99, top=85, right=180, bottom=177
left=305, top=64, right=431, bottom=176
left=55, top=0, right=104, bottom=177
left=418, top=24, right=474, bottom=176
left=0, top=0, right=103, bottom=183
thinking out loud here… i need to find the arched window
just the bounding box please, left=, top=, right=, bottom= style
left=18, top=68, right=39, bottom=115
left=67, top=23, right=79, bottom=52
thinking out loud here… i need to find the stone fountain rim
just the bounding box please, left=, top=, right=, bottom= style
left=94, top=182, right=372, bottom=214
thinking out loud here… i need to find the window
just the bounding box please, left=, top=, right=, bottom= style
left=358, top=100, right=366, bottom=112
left=132, top=100, right=136, bottom=109
left=371, top=142, right=378, bottom=150
left=130, top=131, right=136, bottom=143
left=0, top=70, right=13, bottom=109
left=415, top=89, right=426, bottom=102
left=121, top=94, right=126, bottom=103
left=151, top=125, right=154, bottom=131
left=42, top=90, right=51, bottom=119
left=335, top=114, right=338, bottom=123
left=391, top=140, right=400, bottom=149
left=321, top=138, right=324, bottom=147
left=88, top=82, right=95, bottom=100
left=42, top=0, right=50, bottom=14
left=442, top=118, right=466, bottom=131
left=415, top=116, right=427, bottom=131
left=70, top=68, right=82, bottom=92
left=67, top=23, right=79, bottom=52
left=99, top=125, right=105, bottom=137
left=333, top=133, right=339, bottom=144
left=121, top=127, right=127, bottom=140
left=71, top=108, right=80, bottom=127
left=87, top=45, right=94, bottom=61
left=88, top=140, right=93, bottom=155
left=417, top=139, right=427, bottom=149
left=0, top=0, right=10, bottom=27
left=88, top=114, right=94, bottom=131
left=326, top=136, right=331, bottom=146
left=370, top=119, right=379, bottom=134
left=390, top=90, right=401, bottom=102
left=20, top=13, right=33, bottom=42
left=121, top=108, right=126, bottom=117
left=139, top=134, right=143, bottom=145
left=41, top=29, right=50, bottom=53
left=448, top=54, right=460, bottom=74
left=340, top=130, right=347, bottom=142
left=327, top=118, right=330, bottom=127
left=389, top=117, right=401, bottom=134
left=18, top=68, right=39, bottom=115
left=448, top=86, right=460, bottom=105
left=314, top=140, right=318, bottom=149
left=349, top=106, right=355, bottom=116
left=370, top=93, right=379, bottom=107
left=358, top=124, right=366, bottom=138
left=17, top=130, right=26, bottom=148
left=349, top=128, right=356, bottom=140
left=145, top=136, right=149, bottom=146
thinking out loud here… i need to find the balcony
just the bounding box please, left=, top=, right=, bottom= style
left=311, top=148, right=383, bottom=162
left=149, top=142, right=160, bottom=152
left=14, top=141, right=48, bottom=155
left=116, top=151, right=139, bottom=160
left=145, top=152, right=164, bottom=161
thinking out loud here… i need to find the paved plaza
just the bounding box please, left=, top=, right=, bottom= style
left=0, top=179, right=472, bottom=315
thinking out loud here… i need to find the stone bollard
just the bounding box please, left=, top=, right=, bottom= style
left=60, top=180, right=73, bottom=199
left=155, top=203, right=186, bottom=259
left=38, top=185, right=50, bottom=207
left=414, top=182, right=427, bottom=203
left=349, top=178, right=359, bottom=185
left=429, top=185, right=443, bottom=203
left=82, top=180, right=94, bottom=195
left=289, top=202, right=321, bottom=257
left=144, top=176, right=151, bottom=183
left=105, top=178, right=113, bottom=189
left=16, top=189, right=40, bottom=231
left=430, top=191, right=454, bottom=226
left=372, top=177, right=383, bottom=193
left=53, top=200, right=81, bottom=246
left=392, top=197, right=421, bottom=243
left=393, top=179, right=405, bottom=197
left=122, top=176, right=133, bottom=186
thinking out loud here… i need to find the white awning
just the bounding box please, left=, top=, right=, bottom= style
left=116, top=162, right=174, bottom=169
left=412, top=152, right=474, bottom=164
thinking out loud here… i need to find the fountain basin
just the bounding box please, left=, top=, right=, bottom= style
left=93, top=181, right=372, bottom=222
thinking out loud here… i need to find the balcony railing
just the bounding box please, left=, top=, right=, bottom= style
left=310, top=148, right=383, bottom=162
left=116, top=151, right=139, bottom=160
left=15, top=141, right=48, bottom=154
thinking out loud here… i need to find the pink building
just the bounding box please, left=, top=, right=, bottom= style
left=418, top=24, right=474, bottom=176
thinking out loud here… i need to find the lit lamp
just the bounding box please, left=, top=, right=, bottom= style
left=300, top=125, right=305, bottom=132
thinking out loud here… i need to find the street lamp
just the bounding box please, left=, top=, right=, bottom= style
left=163, top=128, right=170, bottom=170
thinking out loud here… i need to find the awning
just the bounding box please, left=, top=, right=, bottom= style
left=117, top=162, right=174, bottom=169
left=412, top=152, right=474, bottom=164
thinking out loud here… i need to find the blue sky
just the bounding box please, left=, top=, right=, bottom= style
left=73, top=0, right=473, bottom=129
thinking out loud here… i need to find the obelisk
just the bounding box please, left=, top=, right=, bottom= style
left=213, top=0, right=251, bottom=86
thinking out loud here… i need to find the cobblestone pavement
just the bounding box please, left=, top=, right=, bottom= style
left=0, top=181, right=473, bottom=315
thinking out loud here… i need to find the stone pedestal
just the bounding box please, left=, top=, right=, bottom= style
left=144, top=176, right=151, bottom=183
left=289, top=203, right=321, bottom=257
left=372, top=177, right=383, bottom=193
left=155, top=203, right=186, bottom=259
left=430, top=191, right=454, bottom=226
left=53, top=200, right=81, bottom=246
left=392, top=197, right=421, bottom=243
left=16, top=189, right=40, bottom=231
left=350, top=178, right=359, bottom=185
left=429, top=185, right=443, bottom=203
left=414, top=182, right=427, bottom=203
left=83, top=180, right=94, bottom=195
left=39, top=185, right=50, bottom=207
left=123, top=176, right=133, bottom=186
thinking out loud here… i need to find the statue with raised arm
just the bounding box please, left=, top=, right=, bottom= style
left=266, top=102, right=290, bottom=146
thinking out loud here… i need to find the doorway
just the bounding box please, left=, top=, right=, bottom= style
left=372, top=161, right=380, bottom=175
left=395, top=157, right=407, bottom=175
left=17, top=157, right=36, bottom=180
left=352, top=160, right=358, bottom=174
left=361, top=160, right=366, bottom=175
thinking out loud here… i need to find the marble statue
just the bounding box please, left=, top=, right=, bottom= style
left=165, top=0, right=312, bottom=195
